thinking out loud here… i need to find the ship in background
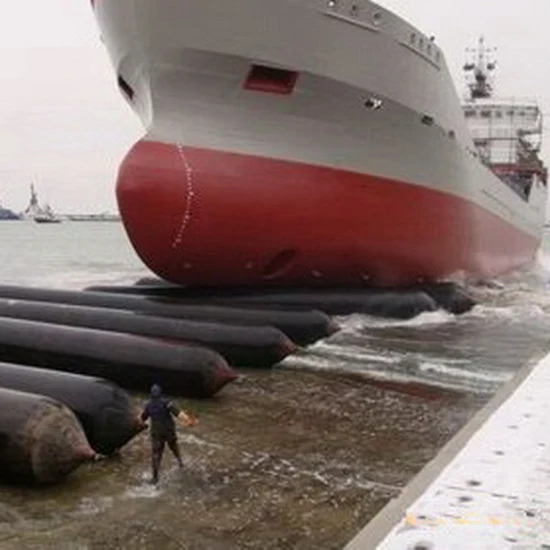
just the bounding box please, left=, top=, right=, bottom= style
left=91, top=0, right=547, bottom=288
left=22, top=184, right=62, bottom=223
left=21, top=183, right=42, bottom=220
left=34, top=205, right=62, bottom=224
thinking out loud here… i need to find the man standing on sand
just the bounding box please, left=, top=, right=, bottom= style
left=141, top=383, right=196, bottom=484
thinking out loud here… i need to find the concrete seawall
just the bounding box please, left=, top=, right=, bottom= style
left=346, top=347, right=550, bottom=549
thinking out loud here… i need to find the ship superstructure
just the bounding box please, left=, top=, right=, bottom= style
left=91, top=0, right=547, bottom=288
left=22, top=184, right=41, bottom=220
left=462, top=37, right=547, bottom=202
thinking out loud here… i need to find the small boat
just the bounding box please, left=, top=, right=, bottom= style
left=34, top=205, right=62, bottom=224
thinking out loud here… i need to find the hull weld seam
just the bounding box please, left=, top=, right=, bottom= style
left=172, top=144, right=195, bottom=250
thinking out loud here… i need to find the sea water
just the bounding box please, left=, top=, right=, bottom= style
left=2, top=220, right=550, bottom=395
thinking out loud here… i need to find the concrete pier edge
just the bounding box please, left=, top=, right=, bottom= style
left=345, top=346, right=550, bottom=549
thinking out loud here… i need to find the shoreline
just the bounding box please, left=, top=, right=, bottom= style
left=0, top=367, right=486, bottom=549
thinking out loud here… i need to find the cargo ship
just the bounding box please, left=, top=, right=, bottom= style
left=91, top=0, right=547, bottom=287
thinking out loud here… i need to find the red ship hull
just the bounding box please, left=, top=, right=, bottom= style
left=117, top=140, right=538, bottom=288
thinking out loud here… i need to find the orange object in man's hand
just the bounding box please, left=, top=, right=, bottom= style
left=184, top=416, right=198, bottom=427
left=178, top=411, right=198, bottom=427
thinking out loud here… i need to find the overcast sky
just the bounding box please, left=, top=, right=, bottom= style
left=0, top=0, right=548, bottom=213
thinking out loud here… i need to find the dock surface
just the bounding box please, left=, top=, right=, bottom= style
left=347, top=350, right=550, bottom=549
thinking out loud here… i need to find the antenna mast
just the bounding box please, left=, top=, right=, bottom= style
left=463, top=36, right=497, bottom=100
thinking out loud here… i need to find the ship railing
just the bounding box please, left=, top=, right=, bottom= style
left=462, top=97, right=540, bottom=108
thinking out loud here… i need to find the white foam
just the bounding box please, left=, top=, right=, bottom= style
left=124, top=486, right=162, bottom=499
left=307, top=342, right=403, bottom=365
left=419, top=362, right=511, bottom=385
left=73, top=496, right=113, bottom=517
left=337, top=310, right=455, bottom=331
left=287, top=334, right=508, bottom=394
left=124, top=481, right=163, bottom=499
left=284, top=352, right=491, bottom=393
left=466, top=303, right=549, bottom=321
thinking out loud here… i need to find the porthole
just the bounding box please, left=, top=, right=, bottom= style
left=372, top=11, right=382, bottom=25
left=421, top=115, right=434, bottom=126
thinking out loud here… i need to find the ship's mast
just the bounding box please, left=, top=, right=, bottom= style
left=23, top=183, right=41, bottom=217
left=463, top=36, right=497, bottom=100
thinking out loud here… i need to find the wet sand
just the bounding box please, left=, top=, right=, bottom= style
left=0, top=367, right=486, bottom=550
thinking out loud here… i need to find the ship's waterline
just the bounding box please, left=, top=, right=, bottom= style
left=118, top=141, right=539, bottom=287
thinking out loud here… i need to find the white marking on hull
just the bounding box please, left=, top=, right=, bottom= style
left=172, top=144, right=195, bottom=250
